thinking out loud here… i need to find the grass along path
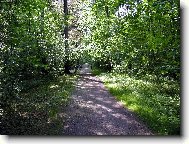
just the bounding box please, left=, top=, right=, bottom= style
left=97, top=73, right=180, bottom=135
left=62, top=74, right=153, bottom=135
left=1, top=75, right=77, bottom=135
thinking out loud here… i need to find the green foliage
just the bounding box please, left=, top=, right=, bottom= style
left=80, top=2, right=180, bottom=134
left=0, top=0, right=180, bottom=135
left=91, top=67, right=107, bottom=76
left=1, top=75, right=77, bottom=135
left=99, top=73, right=180, bottom=135
left=0, top=0, right=65, bottom=116
left=81, top=0, right=180, bottom=81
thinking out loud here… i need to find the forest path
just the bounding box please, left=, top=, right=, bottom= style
left=61, top=64, right=153, bottom=135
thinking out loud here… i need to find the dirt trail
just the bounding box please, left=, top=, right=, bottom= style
left=61, top=64, right=153, bottom=135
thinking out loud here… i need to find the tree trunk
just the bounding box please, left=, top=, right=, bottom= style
left=63, top=0, right=70, bottom=74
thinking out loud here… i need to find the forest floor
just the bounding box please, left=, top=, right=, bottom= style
left=1, top=65, right=179, bottom=135
left=61, top=65, right=153, bottom=135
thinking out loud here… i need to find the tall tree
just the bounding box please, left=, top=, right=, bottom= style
left=63, top=0, right=70, bottom=74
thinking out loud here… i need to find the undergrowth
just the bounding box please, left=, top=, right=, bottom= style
left=1, top=75, right=77, bottom=135
left=97, top=72, right=180, bottom=135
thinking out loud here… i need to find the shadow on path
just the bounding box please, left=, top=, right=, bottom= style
left=60, top=74, right=153, bottom=135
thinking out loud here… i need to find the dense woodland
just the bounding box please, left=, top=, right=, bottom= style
left=0, top=0, right=180, bottom=135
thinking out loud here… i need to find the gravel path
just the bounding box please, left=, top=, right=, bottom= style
left=61, top=65, right=153, bottom=135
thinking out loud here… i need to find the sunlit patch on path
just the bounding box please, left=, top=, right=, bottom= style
left=61, top=64, right=153, bottom=135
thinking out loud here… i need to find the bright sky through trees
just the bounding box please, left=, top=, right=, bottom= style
left=0, top=0, right=180, bottom=135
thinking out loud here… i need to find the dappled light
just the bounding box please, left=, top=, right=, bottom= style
left=50, top=84, right=60, bottom=89
left=0, top=0, right=179, bottom=136
left=62, top=75, right=152, bottom=135
left=99, top=73, right=180, bottom=135
left=1, top=75, right=77, bottom=135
